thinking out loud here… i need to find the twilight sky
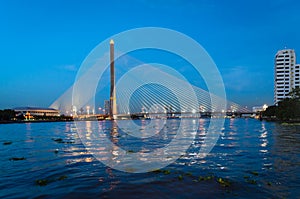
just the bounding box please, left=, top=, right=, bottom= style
left=0, top=0, right=300, bottom=109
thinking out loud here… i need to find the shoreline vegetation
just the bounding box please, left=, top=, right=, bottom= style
left=262, top=88, right=300, bottom=122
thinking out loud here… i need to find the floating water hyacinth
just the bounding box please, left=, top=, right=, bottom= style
left=245, top=179, right=257, bottom=185
left=52, top=138, right=63, bottom=143
left=36, top=175, right=68, bottom=186
left=249, top=171, right=259, bottom=176
left=9, top=157, right=26, bottom=161
left=35, top=179, right=49, bottom=186
left=217, top=177, right=231, bottom=187
left=184, top=172, right=193, bottom=177
left=199, top=175, right=214, bottom=181
left=58, top=175, right=67, bottom=181
left=163, top=170, right=171, bottom=175
left=178, top=175, right=183, bottom=181
left=52, top=138, right=74, bottom=144
left=3, top=141, right=12, bottom=145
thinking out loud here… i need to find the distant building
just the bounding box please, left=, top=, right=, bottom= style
left=274, top=49, right=300, bottom=104
left=14, top=107, right=60, bottom=117
left=252, top=104, right=268, bottom=113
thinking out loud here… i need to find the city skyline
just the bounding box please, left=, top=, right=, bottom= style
left=1, top=0, right=300, bottom=109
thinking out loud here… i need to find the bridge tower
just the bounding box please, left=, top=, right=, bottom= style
left=109, top=39, right=117, bottom=119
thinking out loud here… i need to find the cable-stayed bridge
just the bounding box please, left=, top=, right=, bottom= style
left=50, top=47, right=250, bottom=119
left=115, top=63, right=249, bottom=119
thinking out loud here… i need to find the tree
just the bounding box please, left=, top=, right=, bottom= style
left=288, top=87, right=300, bottom=100
left=276, top=98, right=298, bottom=120
left=263, top=88, right=300, bottom=121
left=0, top=109, right=16, bottom=121
left=263, top=105, right=276, bottom=117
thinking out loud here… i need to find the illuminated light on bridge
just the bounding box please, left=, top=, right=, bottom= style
left=114, top=63, right=249, bottom=118
left=50, top=40, right=250, bottom=117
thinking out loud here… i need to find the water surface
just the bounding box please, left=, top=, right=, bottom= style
left=0, top=119, right=299, bottom=198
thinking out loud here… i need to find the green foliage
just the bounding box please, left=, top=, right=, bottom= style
left=217, top=177, right=231, bottom=187
left=178, top=175, right=183, bottom=181
left=288, top=87, right=300, bottom=99
left=35, top=175, right=68, bottom=186
left=263, top=88, right=300, bottom=120
left=276, top=98, right=300, bottom=120
left=263, top=105, right=276, bottom=117
left=0, top=109, right=16, bottom=121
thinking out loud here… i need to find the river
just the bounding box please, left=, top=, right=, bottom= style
left=0, top=118, right=299, bottom=198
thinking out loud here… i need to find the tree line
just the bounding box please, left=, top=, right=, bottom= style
left=0, top=109, right=16, bottom=121
left=263, top=88, right=300, bottom=121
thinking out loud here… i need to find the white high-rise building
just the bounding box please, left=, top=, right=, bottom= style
left=274, top=49, right=300, bottom=104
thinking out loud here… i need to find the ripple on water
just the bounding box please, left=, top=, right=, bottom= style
left=0, top=119, right=299, bottom=198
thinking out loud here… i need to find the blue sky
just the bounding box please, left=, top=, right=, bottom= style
left=0, top=0, right=300, bottom=109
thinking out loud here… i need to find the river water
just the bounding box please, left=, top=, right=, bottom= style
left=0, top=118, right=299, bottom=198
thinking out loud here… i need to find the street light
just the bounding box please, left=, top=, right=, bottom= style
left=86, top=106, right=90, bottom=115
left=263, top=104, right=268, bottom=111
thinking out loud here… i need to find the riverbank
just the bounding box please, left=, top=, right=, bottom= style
left=1, top=117, right=300, bottom=125
left=262, top=117, right=300, bottom=123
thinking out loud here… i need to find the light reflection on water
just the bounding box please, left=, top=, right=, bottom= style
left=0, top=119, right=299, bottom=198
